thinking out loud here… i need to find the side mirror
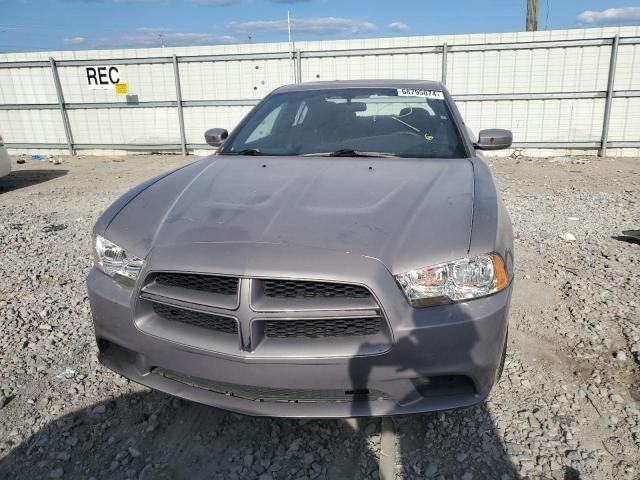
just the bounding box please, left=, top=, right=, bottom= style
left=474, top=129, right=512, bottom=150
left=204, top=128, right=229, bottom=147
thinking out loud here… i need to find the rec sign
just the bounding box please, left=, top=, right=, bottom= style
left=85, top=66, right=121, bottom=90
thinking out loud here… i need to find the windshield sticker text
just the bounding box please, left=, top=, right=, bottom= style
left=397, top=89, right=445, bottom=100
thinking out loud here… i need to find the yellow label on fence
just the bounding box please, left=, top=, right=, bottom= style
left=115, top=83, right=128, bottom=95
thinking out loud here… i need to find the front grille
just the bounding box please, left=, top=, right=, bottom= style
left=138, top=272, right=388, bottom=355
left=265, top=317, right=382, bottom=338
left=154, top=273, right=238, bottom=296
left=264, top=279, right=371, bottom=299
left=153, top=368, right=389, bottom=402
left=153, top=303, right=237, bottom=334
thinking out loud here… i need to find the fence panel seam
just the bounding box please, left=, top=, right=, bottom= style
left=599, top=35, right=620, bottom=157
left=172, top=54, right=187, bottom=156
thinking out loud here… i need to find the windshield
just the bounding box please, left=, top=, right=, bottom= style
left=220, top=87, right=467, bottom=158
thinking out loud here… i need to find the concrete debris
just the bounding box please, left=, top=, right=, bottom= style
left=54, top=368, right=76, bottom=380
left=613, top=350, right=627, bottom=362
left=510, top=148, right=524, bottom=159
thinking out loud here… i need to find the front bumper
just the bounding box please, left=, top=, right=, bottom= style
left=87, top=261, right=510, bottom=418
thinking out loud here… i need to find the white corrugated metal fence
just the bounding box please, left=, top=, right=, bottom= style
left=0, top=26, right=639, bottom=156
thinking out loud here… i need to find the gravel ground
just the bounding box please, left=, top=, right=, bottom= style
left=0, top=153, right=638, bottom=480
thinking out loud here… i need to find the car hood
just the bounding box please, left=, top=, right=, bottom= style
left=105, top=155, right=474, bottom=274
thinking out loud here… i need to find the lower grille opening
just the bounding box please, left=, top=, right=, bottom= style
left=412, top=375, right=476, bottom=398
left=344, top=388, right=371, bottom=399
left=152, top=303, right=238, bottom=335
left=265, top=317, right=382, bottom=338
left=153, top=368, right=389, bottom=403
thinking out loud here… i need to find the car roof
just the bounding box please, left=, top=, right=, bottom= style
left=274, top=79, right=445, bottom=93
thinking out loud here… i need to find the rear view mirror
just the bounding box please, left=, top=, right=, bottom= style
left=347, top=102, right=367, bottom=112
left=204, top=128, right=229, bottom=147
left=474, top=129, right=512, bottom=150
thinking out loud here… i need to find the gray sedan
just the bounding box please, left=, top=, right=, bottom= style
left=87, top=80, right=514, bottom=417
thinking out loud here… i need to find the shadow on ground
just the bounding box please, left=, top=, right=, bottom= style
left=0, top=390, right=373, bottom=480
left=0, top=388, right=537, bottom=480
left=612, top=235, right=640, bottom=245
left=0, top=169, right=68, bottom=193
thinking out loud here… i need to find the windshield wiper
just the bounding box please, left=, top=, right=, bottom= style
left=302, top=149, right=397, bottom=158
left=225, top=148, right=261, bottom=155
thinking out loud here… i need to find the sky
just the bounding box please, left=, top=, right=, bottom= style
left=0, top=0, right=639, bottom=52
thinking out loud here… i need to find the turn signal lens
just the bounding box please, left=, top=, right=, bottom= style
left=492, top=254, right=508, bottom=290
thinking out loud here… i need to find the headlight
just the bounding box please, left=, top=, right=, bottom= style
left=93, top=234, right=144, bottom=283
left=394, top=254, right=509, bottom=307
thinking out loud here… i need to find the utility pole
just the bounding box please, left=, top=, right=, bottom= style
left=526, top=0, right=538, bottom=31
left=288, top=11, right=295, bottom=84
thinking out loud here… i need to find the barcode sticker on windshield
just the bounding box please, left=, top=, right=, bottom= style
left=397, top=88, right=445, bottom=100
